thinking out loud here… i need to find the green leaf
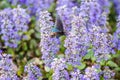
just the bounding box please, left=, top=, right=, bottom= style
left=27, top=58, right=43, bottom=65
left=0, top=0, right=10, bottom=9
left=22, top=42, right=28, bottom=51
left=60, top=35, right=66, bottom=42
left=28, top=29, right=34, bottom=35
left=35, top=33, right=41, bottom=39
left=117, top=50, right=120, bottom=54
left=77, top=0, right=81, bottom=3
left=76, top=63, right=86, bottom=70
left=112, top=53, right=120, bottom=58
left=48, top=76, right=52, bottom=80
left=83, top=49, right=94, bottom=59
left=35, top=49, right=41, bottom=56
left=48, top=3, right=56, bottom=12
left=114, top=67, right=120, bottom=71
left=57, top=54, right=64, bottom=58
left=60, top=45, right=66, bottom=53
left=30, top=39, right=37, bottom=49
left=106, top=61, right=118, bottom=68
left=45, top=70, right=53, bottom=78
left=107, top=54, right=112, bottom=60
left=60, top=36, right=66, bottom=53
left=7, top=48, right=14, bottom=55
left=38, top=77, right=42, bottom=80
left=100, top=76, right=104, bottom=80
left=67, top=64, right=73, bottom=71
left=17, top=66, right=24, bottom=76
left=45, top=66, right=51, bottom=72
left=100, top=60, right=106, bottom=66
left=91, top=56, right=96, bottom=62
left=19, top=51, right=24, bottom=57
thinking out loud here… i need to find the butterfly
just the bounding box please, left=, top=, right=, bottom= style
left=51, top=15, right=64, bottom=38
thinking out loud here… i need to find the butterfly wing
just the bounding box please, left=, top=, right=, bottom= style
left=51, top=15, right=64, bottom=38
left=55, top=15, right=64, bottom=33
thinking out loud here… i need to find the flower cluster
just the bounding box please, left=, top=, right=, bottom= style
left=102, top=66, right=115, bottom=80
left=70, top=64, right=115, bottom=80
left=113, top=0, right=120, bottom=15
left=51, top=58, right=70, bottom=80
left=97, top=0, right=110, bottom=14
left=7, top=0, right=54, bottom=16
left=24, top=63, right=42, bottom=80
left=0, top=6, right=30, bottom=48
left=64, top=14, right=89, bottom=66
left=57, top=0, right=78, bottom=8
left=113, top=15, right=120, bottom=50
left=89, top=25, right=114, bottom=62
left=0, top=54, right=19, bottom=80
left=113, top=0, right=120, bottom=51
left=78, top=0, right=114, bottom=62
left=70, top=69, right=83, bottom=80
left=79, top=0, right=109, bottom=27
left=38, top=11, right=60, bottom=67
left=83, top=64, right=101, bottom=80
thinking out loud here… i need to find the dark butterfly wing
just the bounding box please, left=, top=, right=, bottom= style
left=51, top=15, right=64, bottom=38
left=55, top=15, right=64, bottom=33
